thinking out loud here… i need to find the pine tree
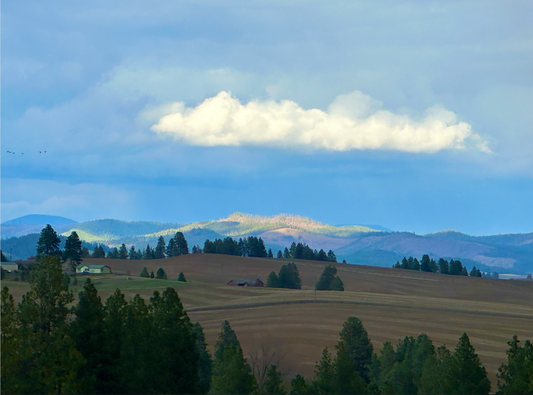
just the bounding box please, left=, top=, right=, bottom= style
left=143, top=244, right=152, bottom=260
left=439, top=258, right=449, bottom=274
left=315, top=265, right=337, bottom=290
left=63, top=232, right=82, bottom=271
left=446, top=333, right=491, bottom=394
left=193, top=322, right=213, bottom=394
left=37, top=224, right=62, bottom=258
left=331, top=276, right=344, bottom=291
left=154, top=236, right=166, bottom=259
left=327, top=250, right=337, bottom=262
left=62, top=272, right=71, bottom=287
left=336, top=317, right=374, bottom=383
left=140, top=267, right=149, bottom=277
left=174, top=232, right=189, bottom=255
left=309, top=348, right=336, bottom=394
left=278, top=263, right=301, bottom=289
left=497, top=335, right=533, bottom=394
left=178, top=272, right=186, bottom=282
left=290, top=374, right=308, bottom=395
left=129, top=245, right=136, bottom=259
left=268, top=249, right=274, bottom=258
left=166, top=238, right=176, bottom=257
left=267, top=271, right=279, bottom=288
left=150, top=270, right=154, bottom=279
left=421, top=255, right=431, bottom=272
left=212, top=320, right=256, bottom=394
left=277, top=250, right=283, bottom=259
left=155, top=267, right=167, bottom=279
left=264, top=365, right=286, bottom=395
left=118, top=243, right=128, bottom=260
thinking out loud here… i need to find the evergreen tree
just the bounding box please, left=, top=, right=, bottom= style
left=439, top=258, right=449, bottom=274
left=327, top=250, right=337, bottom=262
left=330, top=276, right=344, bottom=291
left=315, top=265, right=343, bottom=291
left=174, top=232, right=189, bottom=255
left=336, top=317, right=374, bottom=383
left=63, top=232, right=82, bottom=272
left=166, top=238, right=176, bottom=257
left=267, top=271, right=280, bottom=288
left=107, top=247, right=119, bottom=259
left=92, top=245, right=106, bottom=259
left=277, top=250, right=283, bottom=259
left=497, top=335, right=533, bottom=394
left=449, top=259, right=464, bottom=275
left=140, top=267, right=149, bottom=277
left=178, top=272, right=186, bottom=282
left=309, top=348, right=336, bottom=394
left=462, top=266, right=469, bottom=276
left=264, top=365, right=286, bottom=395
left=155, top=267, right=167, bottom=279
left=212, top=320, right=256, bottom=394
left=150, top=270, right=154, bottom=279
left=421, top=255, right=431, bottom=272
left=193, top=322, right=213, bottom=394
left=278, top=262, right=301, bottom=289
left=81, top=247, right=90, bottom=258
left=470, top=266, right=482, bottom=277
left=62, top=272, right=71, bottom=287
left=401, top=257, right=409, bottom=269
left=36, top=224, right=62, bottom=258
left=290, top=374, right=309, bottom=395
left=0, top=250, right=8, bottom=262
left=335, top=342, right=367, bottom=394
left=129, top=245, right=136, bottom=260
left=118, top=243, right=128, bottom=260
left=318, top=249, right=328, bottom=261
left=268, top=249, right=274, bottom=258
left=283, top=248, right=290, bottom=259
left=143, top=244, right=152, bottom=260
left=69, top=279, right=109, bottom=393
left=446, top=333, right=491, bottom=394
left=154, top=236, right=166, bottom=259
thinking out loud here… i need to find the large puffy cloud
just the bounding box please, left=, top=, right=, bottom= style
left=152, top=91, right=489, bottom=153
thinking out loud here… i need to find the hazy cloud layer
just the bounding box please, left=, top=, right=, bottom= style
left=153, top=91, right=489, bottom=153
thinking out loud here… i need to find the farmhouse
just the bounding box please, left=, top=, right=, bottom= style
left=227, top=278, right=264, bottom=287
left=0, top=262, right=19, bottom=272
left=76, top=264, right=112, bottom=274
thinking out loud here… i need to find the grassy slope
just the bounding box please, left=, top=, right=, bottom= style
left=6, top=253, right=532, bottom=386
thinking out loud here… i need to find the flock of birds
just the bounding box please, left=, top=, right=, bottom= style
left=5, top=150, right=47, bottom=155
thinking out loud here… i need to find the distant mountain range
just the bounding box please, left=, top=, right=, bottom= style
left=1, top=213, right=532, bottom=274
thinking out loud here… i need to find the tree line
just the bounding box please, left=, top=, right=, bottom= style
left=267, top=263, right=345, bottom=291
left=2, top=259, right=531, bottom=394
left=394, top=255, right=484, bottom=277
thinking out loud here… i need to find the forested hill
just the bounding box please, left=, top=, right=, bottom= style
left=1, top=213, right=532, bottom=273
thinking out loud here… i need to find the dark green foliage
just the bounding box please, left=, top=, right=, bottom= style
left=421, top=255, right=431, bottom=272
left=212, top=320, right=256, bottom=394
left=462, top=266, right=469, bottom=276
left=290, top=374, right=309, bottom=395
left=309, top=348, right=336, bottom=394
left=330, top=276, right=344, bottom=291
left=315, top=265, right=344, bottom=291
left=143, top=244, right=152, bottom=260
left=327, top=250, right=337, bottom=262
left=439, top=258, right=449, bottom=274
left=92, top=245, right=106, bottom=258
left=62, top=272, right=71, bottom=287
left=334, top=342, right=367, bottom=394
left=107, top=247, right=119, bottom=259
left=118, top=243, right=128, bottom=260
left=72, top=276, right=78, bottom=286
left=178, top=272, right=186, bottom=282
left=150, top=270, right=154, bottom=278
left=267, top=271, right=279, bottom=288
left=63, top=231, right=83, bottom=268
left=268, top=249, right=274, bottom=258
left=173, top=232, right=189, bottom=255
left=283, top=248, right=290, bottom=258
left=140, top=267, right=149, bottom=277
left=37, top=224, right=62, bottom=258
left=278, top=262, right=301, bottom=289
left=446, top=333, right=491, bottom=394
left=470, top=266, right=482, bottom=277
left=336, top=317, right=373, bottom=383
left=497, top=335, right=533, bottom=394
left=277, top=250, right=283, bottom=259
left=264, top=365, right=286, bottom=395
left=154, top=236, right=166, bottom=259
left=193, top=322, right=213, bottom=394
left=128, top=245, right=137, bottom=260
left=81, top=247, right=90, bottom=258
left=155, top=267, right=167, bottom=279
left=449, top=259, right=463, bottom=275
left=204, top=237, right=241, bottom=255
left=1, top=250, right=8, bottom=262
left=70, top=279, right=110, bottom=393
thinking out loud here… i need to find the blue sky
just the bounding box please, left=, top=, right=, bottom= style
left=2, top=1, right=532, bottom=235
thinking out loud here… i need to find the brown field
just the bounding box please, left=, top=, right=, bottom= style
left=5, top=253, right=533, bottom=386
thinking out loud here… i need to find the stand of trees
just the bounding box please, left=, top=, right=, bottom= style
left=394, top=255, right=483, bottom=278
left=203, top=236, right=269, bottom=258
left=315, top=265, right=344, bottom=291
left=266, top=262, right=302, bottom=289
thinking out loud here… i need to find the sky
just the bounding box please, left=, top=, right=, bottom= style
left=2, top=1, right=532, bottom=235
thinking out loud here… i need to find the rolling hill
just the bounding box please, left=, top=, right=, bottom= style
left=2, top=212, right=532, bottom=273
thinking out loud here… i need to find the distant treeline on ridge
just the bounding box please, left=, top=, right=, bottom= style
left=394, top=255, right=497, bottom=278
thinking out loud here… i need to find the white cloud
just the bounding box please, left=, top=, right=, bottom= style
left=152, top=91, right=490, bottom=153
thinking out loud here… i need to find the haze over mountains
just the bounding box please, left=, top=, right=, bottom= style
left=1, top=213, right=532, bottom=274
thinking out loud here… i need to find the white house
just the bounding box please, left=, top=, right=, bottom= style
left=0, top=263, right=19, bottom=272
left=76, top=264, right=112, bottom=274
